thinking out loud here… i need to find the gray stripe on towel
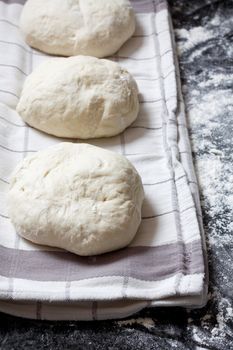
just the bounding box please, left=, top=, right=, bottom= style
left=0, top=240, right=204, bottom=282
left=131, top=0, right=167, bottom=13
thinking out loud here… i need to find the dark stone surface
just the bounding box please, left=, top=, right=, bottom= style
left=1, top=0, right=233, bottom=349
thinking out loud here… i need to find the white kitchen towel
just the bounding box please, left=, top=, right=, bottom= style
left=0, top=0, right=208, bottom=320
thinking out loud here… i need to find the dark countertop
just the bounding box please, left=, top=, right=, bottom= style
left=0, top=0, right=233, bottom=349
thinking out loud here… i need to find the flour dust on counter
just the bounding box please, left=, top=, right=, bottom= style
left=171, top=0, right=233, bottom=348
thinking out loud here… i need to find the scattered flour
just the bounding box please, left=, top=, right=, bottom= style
left=175, top=8, right=233, bottom=348
left=117, top=317, right=155, bottom=329
left=199, top=73, right=233, bottom=89
left=189, top=296, right=233, bottom=348
left=209, top=149, right=224, bottom=157
left=175, top=26, right=214, bottom=55
left=192, top=327, right=204, bottom=344
left=196, top=157, right=222, bottom=206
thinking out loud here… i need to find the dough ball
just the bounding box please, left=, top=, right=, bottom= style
left=19, top=0, right=135, bottom=57
left=8, top=143, right=144, bottom=256
left=16, top=56, right=139, bottom=138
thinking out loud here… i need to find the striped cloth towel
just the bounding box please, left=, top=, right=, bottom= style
left=0, top=0, right=208, bottom=320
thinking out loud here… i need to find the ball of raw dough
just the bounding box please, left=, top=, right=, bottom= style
left=19, top=0, right=135, bottom=58
left=8, top=143, right=144, bottom=256
left=16, top=56, right=139, bottom=138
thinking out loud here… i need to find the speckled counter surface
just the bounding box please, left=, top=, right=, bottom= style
left=0, top=0, right=232, bottom=349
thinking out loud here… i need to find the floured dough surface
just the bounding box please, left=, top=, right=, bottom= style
left=8, top=143, right=144, bottom=256
left=16, top=56, right=139, bottom=138
left=19, top=0, right=135, bottom=57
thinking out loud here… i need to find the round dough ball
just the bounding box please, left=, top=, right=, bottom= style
left=16, top=56, right=139, bottom=138
left=8, top=143, right=144, bottom=256
left=19, top=0, right=135, bottom=58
